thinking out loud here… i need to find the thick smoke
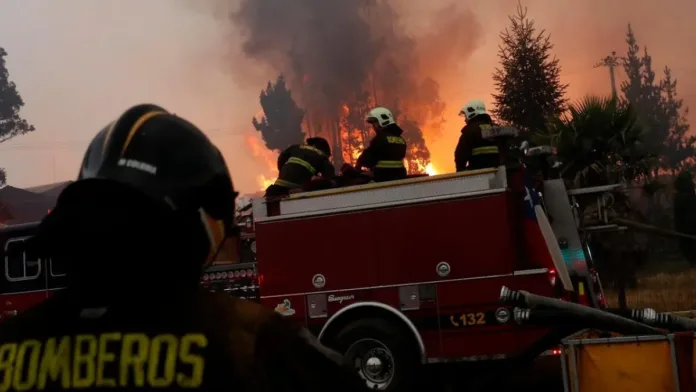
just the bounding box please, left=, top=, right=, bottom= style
left=234, top=0, right=448, bottom=171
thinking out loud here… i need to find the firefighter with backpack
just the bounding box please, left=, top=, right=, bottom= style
left=266, top=137, right=335, bottom=197
left=455, top=99, right=501, bottom=171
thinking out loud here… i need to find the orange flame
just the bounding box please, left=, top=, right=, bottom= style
left=244, top=131, right=278, bottom=191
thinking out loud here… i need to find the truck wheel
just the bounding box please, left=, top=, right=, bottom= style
left=332, top=318, right=421, bottom=392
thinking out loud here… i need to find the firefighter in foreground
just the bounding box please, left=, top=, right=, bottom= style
left=0, top=104, right=369, bottom=392
left=265, top=137, right=335, bottom=197
left=455, top=99, right=501, bottom=171
left=356, top=107, right=408, bottom=182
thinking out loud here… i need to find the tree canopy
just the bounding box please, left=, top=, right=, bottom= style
left=252, top=75, right=305, bottom=152
left=492, top=1, right=567, bottom=133
left=620, top=24, right=694, bottom=173
left=0, top=48, right=35, bottom=186
left=539, top=96, right=651, bottom=187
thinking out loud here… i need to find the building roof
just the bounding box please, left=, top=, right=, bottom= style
left=25, top=180, right=73, bottom=199
left=0, top=186, right=54, bottom=224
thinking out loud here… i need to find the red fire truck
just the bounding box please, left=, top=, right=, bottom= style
left=0, top=143, right=613, bottom=390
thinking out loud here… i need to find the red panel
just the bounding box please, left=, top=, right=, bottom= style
left=437, top=272, right=555, bottom=358
left=0, top=291, right=48, bottom=320
left=256, top=192, right=517, bottom=297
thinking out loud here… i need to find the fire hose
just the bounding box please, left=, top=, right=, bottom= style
left=606, top=308, right=696, bottom=331
left=500, top=286, right=662, bottom=336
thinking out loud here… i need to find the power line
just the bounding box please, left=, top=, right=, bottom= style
left=0, top=127, right=248, bottom=151
left=594, top=51, right=623, bottom=99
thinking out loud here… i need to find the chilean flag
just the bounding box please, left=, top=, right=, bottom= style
left=522, top=177, right=553, bottom=264
left=521, top=173, right=573, bottom=291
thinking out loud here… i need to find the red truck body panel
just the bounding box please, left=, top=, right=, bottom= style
left=254, top=169, right=559, bottom=362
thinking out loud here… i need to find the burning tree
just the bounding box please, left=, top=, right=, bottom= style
left=252, top=75, right=305, bottom=152
left=238, top=0, right=442, bottom=173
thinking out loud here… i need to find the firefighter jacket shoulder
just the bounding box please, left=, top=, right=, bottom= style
left=0, top=289, right=368, bottom=392
left=275, top=144, right=335, bottom=189
left=454, top=118, right=500, bottom=171
left=356, top=124, right=407, bottom=171
left=277, top=144, right=298, bottom=172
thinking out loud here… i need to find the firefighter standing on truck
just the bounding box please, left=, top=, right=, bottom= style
left=265, top=137, right=335, bottom=197
left=455, top=99, right=501, bottom=171
left=356, top=107, right=408, bottom=182
left=0, top=104, right=369, bottom=392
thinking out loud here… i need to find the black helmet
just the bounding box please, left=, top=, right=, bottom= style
left=47, top=104, right=238, bottom=267
left=306, top=137, right=331, bottom=156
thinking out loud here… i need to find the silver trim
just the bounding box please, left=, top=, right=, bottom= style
left=512, top=268, right=548, bottom=276
left=317, top=301, right=427, bottom=364
left=564, top=335, right=668, bottom=345
left=668, top=335, right=681, bottom=392
left=0, top=287, right=64, bottom=296
left=260, top=268, right=548, bottom=299
left=49, top=258, right=66, bottom=278
left=255, top=189, right=506, bottom=223
left=566, top=184, right=623, bottom=195
left=560, top=348, right=571, bottom=392
left=4, top=236, right=42, bottom=282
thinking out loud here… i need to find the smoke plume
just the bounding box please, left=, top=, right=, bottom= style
left=233, top=0, right=469, bottom=172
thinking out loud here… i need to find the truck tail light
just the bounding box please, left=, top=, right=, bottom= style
left=548, top=268, right=557, bottom=287
left=257, top=273, right=264, bottom=287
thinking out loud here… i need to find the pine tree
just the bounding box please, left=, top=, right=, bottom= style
left=252, top=75, right=305, bottom=152
left=0, top=48, right=35, bottom=186
left=621, top=25, right=644, bottom=106
left=620, top=25, right=693, bottom=172
left=492, top=1, right=568, bottom=133
left=660, top=67, right=694, bottom=172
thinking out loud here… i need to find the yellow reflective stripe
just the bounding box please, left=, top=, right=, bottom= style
left=287, top=157, right=317, bottom=175
left=472, top=146, right=499, bottom=155
left=375, top=160, right=405, bottom=169
left=274, top=179, right=301, bottom=188
left=299, top=144, right=326, bottom=156
left=386, top=136, right=405, bottom=145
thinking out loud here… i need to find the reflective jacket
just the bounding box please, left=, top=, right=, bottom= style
left=274, top=144, right=335, bottom=189
left=357, top=124, right=408, bottom=182
left=454, top=117, right=500, bottom=171
left=0, top=289, right=368, bottom=392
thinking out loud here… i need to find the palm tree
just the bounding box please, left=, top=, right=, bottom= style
left=536, top=95, right=655, bottom=187
left=537, top=96, right=662, bottom=308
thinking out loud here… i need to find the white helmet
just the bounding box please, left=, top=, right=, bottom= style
left=365, top=107, right=395, bottom=127
left=459, top=99, right=488, bottom=121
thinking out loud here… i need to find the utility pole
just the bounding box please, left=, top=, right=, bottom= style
left=594, top=51, right=622, bottom=100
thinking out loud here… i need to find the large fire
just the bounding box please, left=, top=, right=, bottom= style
left=247, top=94, right=444, bottom=192
left=246, top=133, right=439, bottom=192
left=244, top=133, right=279, bottom=192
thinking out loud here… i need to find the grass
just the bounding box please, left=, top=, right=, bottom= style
left=604, top=265, right=696, bottom=311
